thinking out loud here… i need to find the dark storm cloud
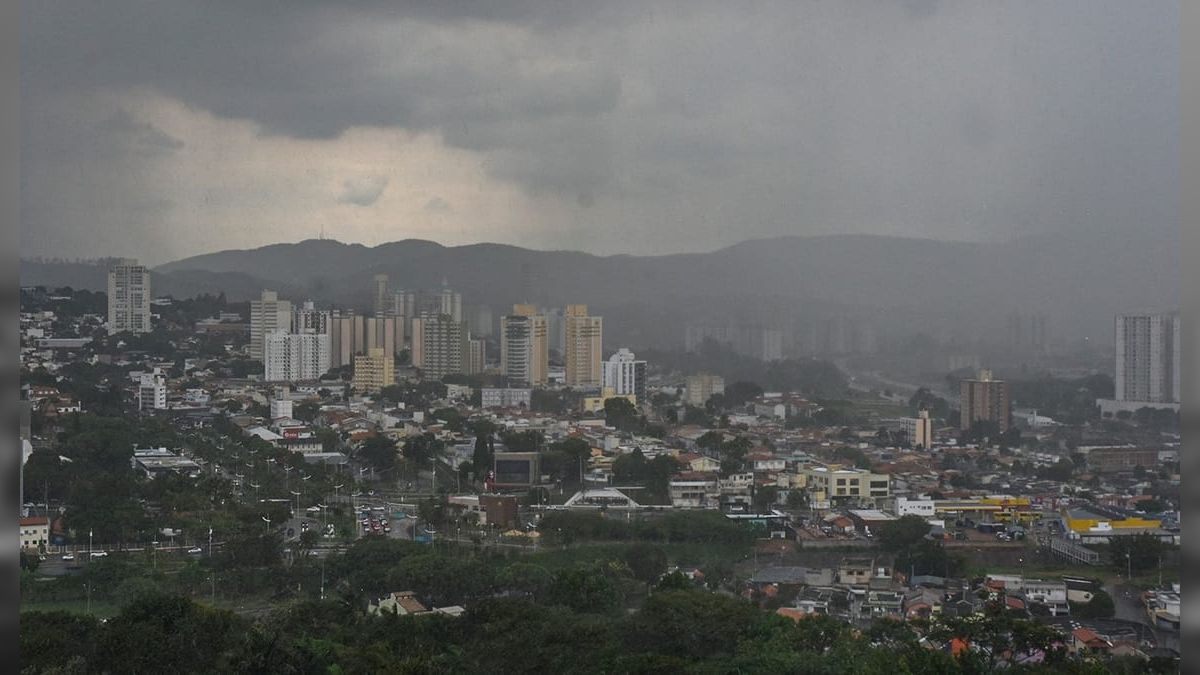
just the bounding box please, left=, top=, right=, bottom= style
left=20, top=0, right=1178, bottom=261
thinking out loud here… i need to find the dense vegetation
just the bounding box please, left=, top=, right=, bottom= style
left=22, top=586, right=1174, bottom=674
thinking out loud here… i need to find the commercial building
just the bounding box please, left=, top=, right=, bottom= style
left=500, top=305, right=548, bottom=386
left=564, top=304, right=603, bottom=387
left=1086, top=447, right=1160, bottom=473
left=107, top=259, right=152, bottom=334
left=263, top=330, right=331, bottom=382
left=603, top=348, right=647, bottom=402
left=900, top=410, right=933, bottom=449
left=492, top=452, right=541, bottom=489
left=1112, top=311, right=1180, bottom=407
left=959, top=369, right=1011, bottom=433
left=580, top=388, right=638, bottom=414
left=481, top=388, right=532, bottom=409
left=803, top=467, right=890, bottom=506
left=685, top=373, right=725, bottom=406
left=353, top=348, right=395, bottom=393
left=250, top=290, right=293, bottom=361
left=410, top=313, right=468, bottom=380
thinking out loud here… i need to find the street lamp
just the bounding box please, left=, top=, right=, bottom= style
left=262, top=515, right=272, bottom=532
left=290, top=490, right=302, bottom=520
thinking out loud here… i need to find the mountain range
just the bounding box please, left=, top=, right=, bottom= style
left=21, top=233, right=1178, bottom=350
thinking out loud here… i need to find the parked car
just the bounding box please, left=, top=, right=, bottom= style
left=90, top=551, right=108, bottom=558
left=187, top=547, right=203, bottom=554
left=61, top=554, right=75, bottom=561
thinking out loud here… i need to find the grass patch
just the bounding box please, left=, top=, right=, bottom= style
left=20, top=599, right=122, bottom=619
left=523, top=541, right=750, bottom=571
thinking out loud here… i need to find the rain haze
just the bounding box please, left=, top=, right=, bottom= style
left=21, top=1, right=1178, bottom=267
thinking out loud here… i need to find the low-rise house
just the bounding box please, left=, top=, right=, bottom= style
left=1070, top=628, right=1112, bottom=656
left=837, top=557, right=876, bottom=587
left=369, top=591, right=429, bottom=616
left=19, top=516, right=49, bottom=551
left=861, top=590, right=904, bottom=619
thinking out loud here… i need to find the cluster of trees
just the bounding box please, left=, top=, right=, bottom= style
left=602, top=397, right=664, bottom=437
left=643, top=339, right=849, bottom=399
left=537, top=510, right=758, bottom=547
left=876, top=515, right=966, bottom=578
left=1009, top=374, right=1113, bottom=426
left=696, top=431, right=754, bottom=476
left=611, top=450, right=680, bottom=503
left=23, top=587, right=1171, bottom=674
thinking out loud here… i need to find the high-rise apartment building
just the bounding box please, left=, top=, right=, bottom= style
left=293, top=301, right=330, bottom=335
left=329, top=312, right=356, bottom=369
left=603, top=348, right=647, bottom=403
left=107, top=259, right=152, bottom=334
left=364, top=316, right=401, bottom=357
left=250, top=290, right=293, bottom=361
left=686, top=373, right=725, bottom=406
left=392, top=290, right=416, bottom=319
left=439, top=284, right=463, bottom=322
left=467, top=338, right=487, bottom=376
left=373, top=274, right=390, bottom=316
left=1115, top=312, right=1180, bottom=404
left=263, top=330, right=331, bottom=382
left=901, top=410, right=933, bottom=449
left=500, top=305, right=548, bottom=386
left=564, top=304, right=603, bottom=387
left=467, top=305, right=494, bottom=338
left=959, top=369, right=1011, bottom=433
left=137, top=370, right=167, bottom=410
left=328, top=310, right=402, bottom=368
left=353, top=348, right=395, bottom=393
left=410, top=313, right=468, bottom=380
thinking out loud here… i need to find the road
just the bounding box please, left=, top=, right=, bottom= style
left=1112, top=583, right=1180, bottom=653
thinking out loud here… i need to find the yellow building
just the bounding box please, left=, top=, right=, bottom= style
left=564, top=304, right=603, bottom=387
left=353, top=347, right=395, bottom=393
left=580, top=388, right=637, bottom=414
left=1065, top=507, right=1161, bottom=535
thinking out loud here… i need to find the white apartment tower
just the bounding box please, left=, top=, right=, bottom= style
left=250, top=290, right=293, bottom=361
left=107, top=259, right=152, bottom=334
left=137, top=370, right=167, bottom=410
left=263, top=330, right=331, bottom=382
left=1115, top=312, right=1180, bottom=404
left=603, top=348, right=647, bottom=402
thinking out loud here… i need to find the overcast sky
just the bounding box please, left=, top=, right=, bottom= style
left=21, top=1, right=1177, bottom=266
